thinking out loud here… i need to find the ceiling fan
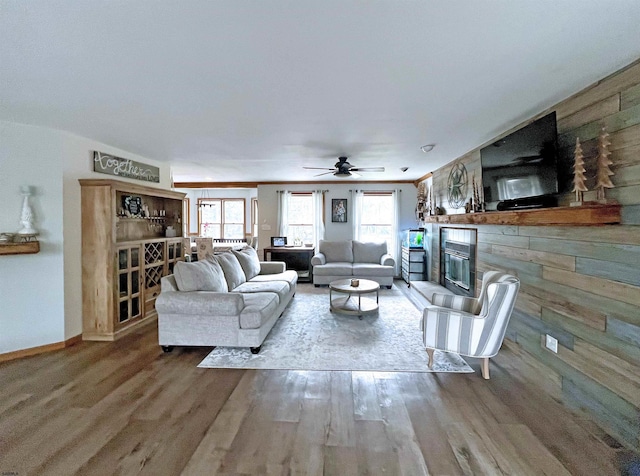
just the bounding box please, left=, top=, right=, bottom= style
left=303, top=157, right=385, bottom=178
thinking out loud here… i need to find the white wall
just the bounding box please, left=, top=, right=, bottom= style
left=256, top=182, right=420, bottom=251
left=177, top=188, right=257, bottom=236
left=0, top=120, right=170, bottom=354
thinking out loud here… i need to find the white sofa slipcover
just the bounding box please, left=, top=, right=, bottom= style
left=311, top=240, right=395, bottom=288
left=156, top=248, right=297, bottom=354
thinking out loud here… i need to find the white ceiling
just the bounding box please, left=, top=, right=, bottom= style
left=2, top=1, right=640, bottom=183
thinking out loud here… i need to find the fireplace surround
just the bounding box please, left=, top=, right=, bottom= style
left=439, top=227, right=477, bottom=297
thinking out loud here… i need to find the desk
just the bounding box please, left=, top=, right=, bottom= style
left=263, top=246, right=315, bottom=282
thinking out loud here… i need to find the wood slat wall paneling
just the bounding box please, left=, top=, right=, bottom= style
left=510, top=310, right=575, bottom=350
left=557, top=95, right=620, bottom=133
left=427, top=58, right=640, bottom=451
left=606, top=317, right=640, bottom=348
left=529, top=237, right=640, bottom=264
left=621, top=82, right=640, bottom=110
left=575, top=257, right=640, bottom=286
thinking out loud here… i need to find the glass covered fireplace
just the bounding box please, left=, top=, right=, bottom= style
left=440, top=227, right=477, bottom=297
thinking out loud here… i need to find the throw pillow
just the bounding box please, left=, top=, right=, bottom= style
left=173, top=259, right=228, bottom=292
left=210, top=251, right=247, bottom=290
left=353, top=240, right=387, bottom=263
left=232, top=246, right=262, bottom=280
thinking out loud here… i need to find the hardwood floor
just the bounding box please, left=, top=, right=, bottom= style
left=1, top=307, right=639, bottom=474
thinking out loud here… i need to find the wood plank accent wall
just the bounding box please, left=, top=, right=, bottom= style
left=428, top=58, right=640, bottom=451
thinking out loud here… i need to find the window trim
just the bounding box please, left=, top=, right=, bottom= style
left=197, top=198, right=246, bottom=239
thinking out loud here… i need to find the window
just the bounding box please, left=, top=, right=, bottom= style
left=182, top=198, right=190, bottom=236
left=359, top=192, right=394, bottom=246
left=287, top=193, right=314, bottom=244
left=251, top=198, right=258, bottom=237
left=198, top=198, right=245, bottom=239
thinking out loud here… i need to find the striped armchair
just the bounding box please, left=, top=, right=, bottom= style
left=421, top=271, right=520, bottom=379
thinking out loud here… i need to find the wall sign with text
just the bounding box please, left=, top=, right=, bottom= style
left=93, top=151, right=160, bottom=183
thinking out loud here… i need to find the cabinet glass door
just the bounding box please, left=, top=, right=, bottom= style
left=166, top=239, right=184, bottom=274
left=117, top=244, right=142, bottom=325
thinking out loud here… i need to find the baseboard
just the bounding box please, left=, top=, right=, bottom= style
left=0, top=334, right=82, bottom=363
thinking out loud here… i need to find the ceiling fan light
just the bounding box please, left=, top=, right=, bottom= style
left=421, top=144, right=436, bottom=153
left=334, top=171, right=351, bottom=177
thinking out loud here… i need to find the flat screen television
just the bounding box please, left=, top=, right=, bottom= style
left=480, top=111, right=559, bottom=211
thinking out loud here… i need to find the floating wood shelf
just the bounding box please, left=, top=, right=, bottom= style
left=0, top=241, right=40, bottom=256
left=422, top=204, right=621, bottom=226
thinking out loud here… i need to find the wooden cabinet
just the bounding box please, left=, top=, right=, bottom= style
left=79, top=179, right=185, bottom=341
left=263, top=246, right=315, bottom=282
left=401, top=246, right=426, bottom=285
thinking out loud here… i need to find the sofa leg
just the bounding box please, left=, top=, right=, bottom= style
left=426, top=348, right=434, bottom=369
left=387, top=285, right=392, bottom=289
left=314, top=284, right=320, bottom=287
left=161, top=346, right=174, bottom=353
left=250, top=346, right=262, bottom=354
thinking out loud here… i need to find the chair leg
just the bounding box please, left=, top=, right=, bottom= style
left=426, top=348, right=434, bottom=369
left=481, top=357, right=490, bottom=379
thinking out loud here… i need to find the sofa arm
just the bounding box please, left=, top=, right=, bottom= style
left=156, top=291, right=244, bottom=315
left=311, top=253, right=326, bottom=266
left=432, top=293, right=478, bottom=314
left=380, top=253, right=395, bottom=266
left=259, top=261, right=286, bottom=274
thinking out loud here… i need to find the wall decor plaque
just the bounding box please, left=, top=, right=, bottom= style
left=93, top=151, right=160, bottom=183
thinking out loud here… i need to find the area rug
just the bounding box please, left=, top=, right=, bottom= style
left=198, top=283, right=474, bottom=373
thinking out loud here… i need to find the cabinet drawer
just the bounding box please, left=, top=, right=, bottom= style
left=408, top=252, right=425, bottom=262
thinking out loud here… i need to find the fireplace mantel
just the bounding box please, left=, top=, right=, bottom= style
left=422, top=203, right=621, bottom=227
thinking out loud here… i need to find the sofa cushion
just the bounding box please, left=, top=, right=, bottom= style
left=319, top=240, right=353, bottom=263
left=353, top=240, right=387, bottom=264
left=249, top=270, right=298, bottom=290
left=313, top=262, right=353, bottom=277
left=173, top=259, right=228, bottom=292
left=234, top=280, right=290, bottom=304
left=232, top=246, right=261, bottom=280
left=210, top=252, right=247, bottom=290
left=352, top=263, right=395, bottom=277
left=240, top=292, right=279, bottom=329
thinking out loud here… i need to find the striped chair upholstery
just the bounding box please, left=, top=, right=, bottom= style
left=421, top=271, right=520, bottom=379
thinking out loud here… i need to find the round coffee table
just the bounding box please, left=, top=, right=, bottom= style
left=329, top=278, right=380, bottom=319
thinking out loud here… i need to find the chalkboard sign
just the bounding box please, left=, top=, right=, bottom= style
left=123, top=195, right=142, bottom=216
left=93, top=151, right=160, bottom=183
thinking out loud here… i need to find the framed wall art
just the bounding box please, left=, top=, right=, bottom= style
left=332, top=199, right=347, bottom=223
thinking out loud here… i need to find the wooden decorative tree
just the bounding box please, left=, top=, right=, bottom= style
left=595, top=126, right=615, bottom=202
left=571, top=137, right=588, bottom=205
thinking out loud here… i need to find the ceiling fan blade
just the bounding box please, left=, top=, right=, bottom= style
left=349, top=171, right=362, bottom=178
left=314, top=171, right=335, bottom=177
left=350, top=167, right=385, bottom=172
left=303, top=166, right=336, bottom=170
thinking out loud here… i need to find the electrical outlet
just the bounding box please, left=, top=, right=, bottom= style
left=545, top=334, right=558, bottom=353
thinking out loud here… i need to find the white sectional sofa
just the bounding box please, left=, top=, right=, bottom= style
left=311, top=240, right=396, bottom=288
left=156, top=246, right=297, bottom=354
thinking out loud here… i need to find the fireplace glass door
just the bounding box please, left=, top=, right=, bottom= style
left=444, top=250, right=470, bottom=290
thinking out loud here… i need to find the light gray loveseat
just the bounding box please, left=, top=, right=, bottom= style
left=156, top=246, right=297, bottom=354
left=311, top=240, right=395, bottom=288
